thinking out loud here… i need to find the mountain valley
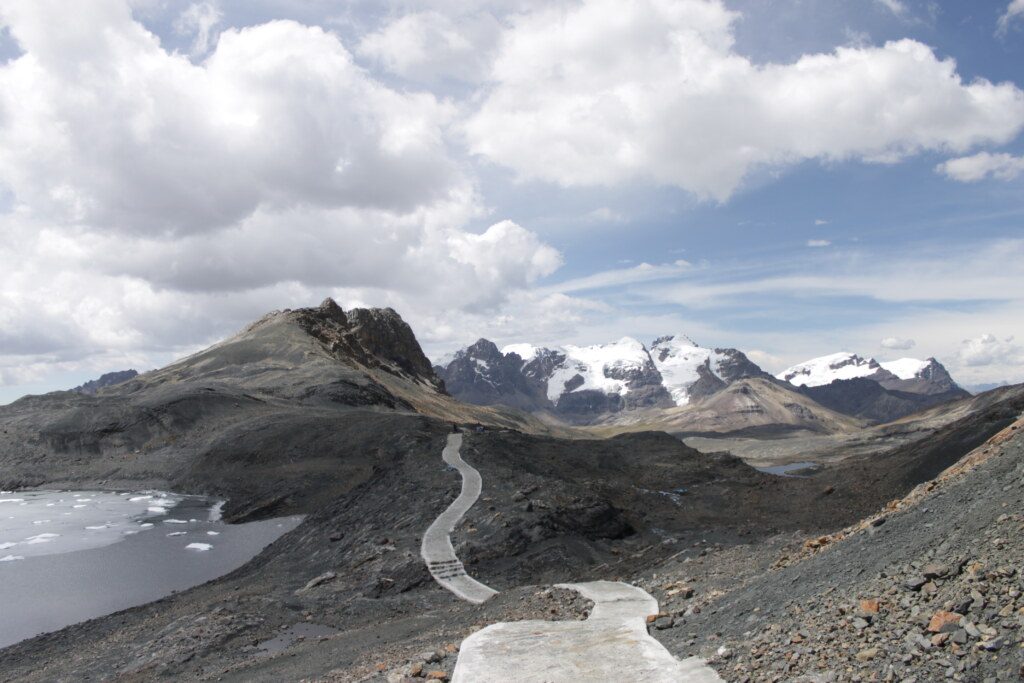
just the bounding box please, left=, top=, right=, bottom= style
left=0, top=301, right=1021, bottom=681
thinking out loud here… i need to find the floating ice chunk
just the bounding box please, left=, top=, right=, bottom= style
left=129, top=495, right=153, bottom=502
left=25, top=533, right=59, bottom=544
left=85, top=524, right=114, bottom=530
left=138, top=523, right=154, bottom=529
left=206, top=531, right=220, bottom=536
left=32, top=520, right=51, bottom=525
left=0, top=542, right=17, bottom=550
left=147, top=507, right=167, bottom=514
left=45, top=503, right=55, bottom=507
left=0, top=499, right=25, bottom=504
left=185, top=543, right=212, bottom=552
left=164, top=519, right=188, bottom=524
left=0, top=555, right=25, bottom=562
left=166, top=531, right=187, bottom=537
left=73, top=505, right=86, bottom=508
left=208, top=501, right=225, bottom=522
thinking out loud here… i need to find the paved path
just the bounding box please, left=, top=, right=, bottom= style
left=420, top=433, right=498, bottom=604
left=452, top=580, right=722, bottom=682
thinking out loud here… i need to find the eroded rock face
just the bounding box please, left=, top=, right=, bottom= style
left=294, top=298, right=442, bottom=390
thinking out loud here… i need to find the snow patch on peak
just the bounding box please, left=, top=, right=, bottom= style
left=777, top=352, right=882, bottom=387
left=545, top=337, right=650, bottom=403
left=652, top=333, right=699, bottom=349
left=650, top=336, right=715, bottom=406
left=880, top=357, right=931, bottom=380
left=501, top=343, right=540, bottom=362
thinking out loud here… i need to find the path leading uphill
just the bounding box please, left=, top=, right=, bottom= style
left=420, top=433, right=498, bottom=604
left=452, top=581, right=722, bottom=682
left=422, top=434, right=721, bottom=681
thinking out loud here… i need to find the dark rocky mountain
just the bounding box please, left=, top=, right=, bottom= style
left=71, top=369, right=138, bottom=395
left=435, top=337, right=675, bottom=424
left=431, top=339, right=552, bottom=413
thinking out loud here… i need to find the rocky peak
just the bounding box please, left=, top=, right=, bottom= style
left=292, top=299, right=440, bottom=389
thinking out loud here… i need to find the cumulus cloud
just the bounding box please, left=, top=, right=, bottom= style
left=0, top=2, right=461, bottom=235
left=173, top=2, right=223, bottom=57
left=0, top=1, right=569, bottom=394
left=465, top=0, right=1024, bottom=200
left=997, top=0, right=1024, bottom=35
left=958, top=334, right=1023, bottom=367
left=357, top=10, right=502, bottom=83
left=881, top=336, right=915, bottom=350
left=806, top=239, right=831, bottom=247
left=936, top=152, right=1024, bottom=182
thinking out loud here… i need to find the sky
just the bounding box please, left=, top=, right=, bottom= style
left=1, top=0, right=1023, bottom=403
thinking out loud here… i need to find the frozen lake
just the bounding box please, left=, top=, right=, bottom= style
left=0, top=490, right=302, bottom=649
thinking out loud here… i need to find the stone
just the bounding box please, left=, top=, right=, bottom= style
left=906, top=576, right=928, bottom=592
left=950, top=629, right=968, bottom=645
left=654, top=616, right=674, bottom=630
left=425, top=671, right=449, bottom=681
left=927, top=611, right=963, bottom=634
left=855, top=647, right=879, bottom=662
left=921, top=563, right=949, bottom=579
left=858, top=599, right=880, bottom=616
left=295, top=571, right=337, bottom=594
left=852, top=617, right=871, bottom=630
left=408, top=663, right=423, bottom=676
left=930, top=633, right=949, bottom=647
left=979, top=637, right=1003, bottom=651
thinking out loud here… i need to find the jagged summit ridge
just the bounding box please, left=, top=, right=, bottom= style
left=777, top=352, right=962, bottom=395
left=435, top=334, right=769, bottom=422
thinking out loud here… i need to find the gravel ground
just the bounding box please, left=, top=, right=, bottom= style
left=640, top=419, right=1024, bottom=682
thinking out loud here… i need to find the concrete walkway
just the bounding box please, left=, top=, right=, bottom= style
left=452, top=580, right=723, bottom=682
left=420, top=433, right=498, bottom=604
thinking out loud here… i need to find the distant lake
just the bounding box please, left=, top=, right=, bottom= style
left=0, top=489, right=302, bottom=649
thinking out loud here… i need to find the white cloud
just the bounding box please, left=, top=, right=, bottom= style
left=881, top=336, right=915, bottom=350
left=357, top=10, right=501, bottom=83
left=465, top=0, right=1024, bottom=200
left=545, top=260, right=692, bottom=294
left=814, top=218, right=830, bottom=225
left=958, top=333, right=1023, bottom=367
left=997, top=0, right=1024, bottom=35
left=875, top=0, right=908, bottom=16
left=173, top=2, right=223, bottom=57
left=0, top=4, right=461, bottom=235
left=0, top=1, right=571, bottom=396
left=936, top=152, right=1024, bottom=182
left=806, top=239, right=831, bottom=247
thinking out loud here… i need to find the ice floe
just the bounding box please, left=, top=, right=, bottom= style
left=185, top=543, right=212, bottom=551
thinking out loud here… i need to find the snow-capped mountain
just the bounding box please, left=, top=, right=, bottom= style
left=777, top=352, right=963, bottom=395
left=777, top=352, right=969, bottom=423
left=437, top=340, right=972, bottom=427
left=649, top=335, right=773, bottom=405
left=776, top=352, right=893, bottom=388
left=435, top=335, right=769, bottom=423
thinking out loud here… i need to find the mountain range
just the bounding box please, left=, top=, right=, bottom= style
left=435, top=337, right=969, bottom=429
